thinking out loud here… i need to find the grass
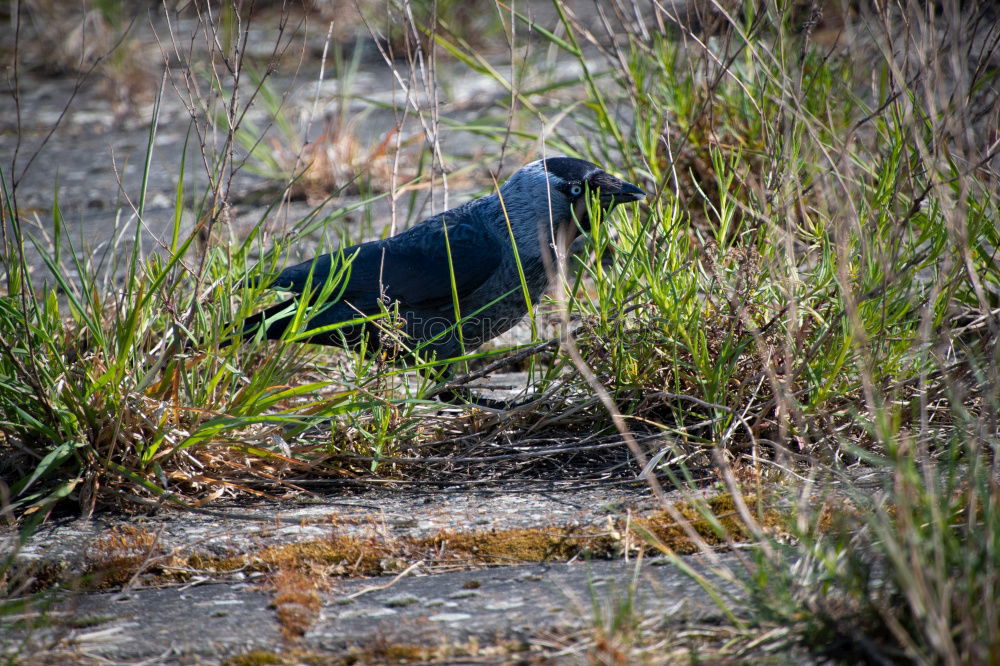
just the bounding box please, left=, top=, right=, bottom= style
left=3, top=0, right=1000, bottom=663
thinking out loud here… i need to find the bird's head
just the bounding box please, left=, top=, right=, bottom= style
left=500, top=157, right=646, bottom=235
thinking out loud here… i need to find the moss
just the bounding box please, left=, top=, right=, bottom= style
left=187, top=554, right=246, bottom=573
left=3, top=559, right=70, bottom=593
left=640, top=492, right=786, bottom=553
left=83, top=524, right=162, bottom=588
left=223, top=637, right=523, bottom=665
left=20, top=491, right=790, bottom=594
left=257, top=535, right=387, bottom=577
left=223, top=652, right=289, bottom=666
left=424, top=525, right=610, bottom=563
left=368, top=644, right=435, bottom=662
left=340, top=636, right=516, bottom=664
left=271, top=568, right=322, bottom=640
left=63, top=614, right=116, bottom=629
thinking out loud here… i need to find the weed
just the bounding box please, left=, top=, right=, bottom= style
left=433, top=0, right=1000, bottom=660
left=3, top=0, right=1000, bottom=662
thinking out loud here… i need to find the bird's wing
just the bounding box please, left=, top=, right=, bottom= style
left=270, top=213, right=504, bottom=312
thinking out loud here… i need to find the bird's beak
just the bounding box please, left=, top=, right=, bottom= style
left=591, top=172, right=647, bottom=206
left=603, top=181, right=646, bottom=204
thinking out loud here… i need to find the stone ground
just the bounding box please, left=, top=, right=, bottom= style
left=1, top=4, right=830, bottom=664
left=5, top=487, right=788, bottom=665
left=7, top=558, right=746, bottom=665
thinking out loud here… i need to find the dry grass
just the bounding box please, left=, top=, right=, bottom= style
left=279, top=118, right=406, bottom=202
left=3, top=0, right=999, bottom=662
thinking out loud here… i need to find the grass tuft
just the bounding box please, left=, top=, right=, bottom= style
left=3, top=0, right=1000, bottom=661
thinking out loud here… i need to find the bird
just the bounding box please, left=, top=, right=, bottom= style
left=233, top=157, right=645, bottom=401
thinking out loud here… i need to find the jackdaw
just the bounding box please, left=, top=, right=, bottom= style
left=236, top=157, right=645, bottom=380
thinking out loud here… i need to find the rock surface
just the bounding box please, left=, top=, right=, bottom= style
left=7, top=555, right=740, bottom=664
left=4, top=486, right=787, bottom=664
left=1, top=4, right=822, bottom=664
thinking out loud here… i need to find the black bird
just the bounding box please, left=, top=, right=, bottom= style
left=236, top=157, right=645, bottom=386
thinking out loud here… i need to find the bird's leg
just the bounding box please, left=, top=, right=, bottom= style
left=430, top=376, right=548, bottom=411
left=419, top=365, right=519, bottom=411
left=435, top=387, right=530, bottom=411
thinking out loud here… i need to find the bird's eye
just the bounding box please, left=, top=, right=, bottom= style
left=569, top=184, right=582, bottom=197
